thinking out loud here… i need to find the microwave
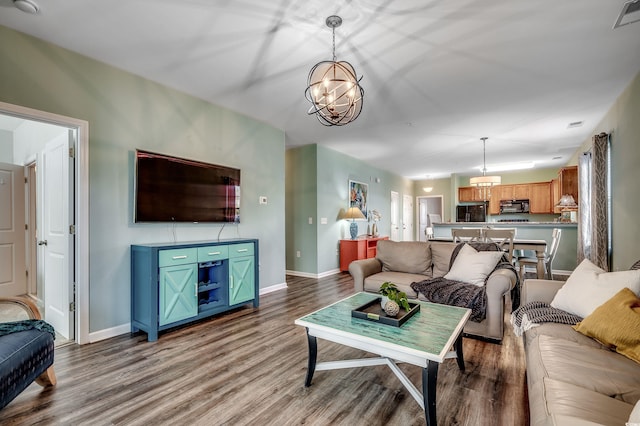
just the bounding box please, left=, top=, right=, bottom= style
left=499, top=199, right=530, bottom=214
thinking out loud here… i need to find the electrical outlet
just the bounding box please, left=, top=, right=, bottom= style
left=308, top=217, right=313, bottom=224
left=296, top=251, right=301, bottom=258
left=320, top=217, right=328, bottom=225
left=259, top=196, right=267, bottom=204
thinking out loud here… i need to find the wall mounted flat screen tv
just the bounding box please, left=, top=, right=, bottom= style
left=134, top=149, right=240, bottom=223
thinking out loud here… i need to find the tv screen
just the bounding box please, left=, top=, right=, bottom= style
left=134, top=150, right=240, bottom=223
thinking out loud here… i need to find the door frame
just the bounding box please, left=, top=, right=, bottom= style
left=1, top=101, right=90, bottom=344
left=416, top=195, right=444, bottom=241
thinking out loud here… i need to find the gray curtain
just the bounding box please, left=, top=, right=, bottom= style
left=577, top=132, right=610, bottom=270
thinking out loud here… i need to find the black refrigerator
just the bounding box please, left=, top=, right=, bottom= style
left=456, top=203, right=487, bottom=222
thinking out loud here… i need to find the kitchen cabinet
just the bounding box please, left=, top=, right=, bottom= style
left=131, top=239, right=259, bottom=341
left=555, top=166, right=578, bottom=213
left=458, top=186, right=477, bottom=202
left=529, top=182, right=553, bottom=213
left=499, top=184, right=530, bottom=201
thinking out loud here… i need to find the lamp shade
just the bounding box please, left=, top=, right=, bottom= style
left=343, top=206, right=366, bottom=220
left=469, top=175, right=501, bottom=187
left=556, top=194, right=578, bottom=208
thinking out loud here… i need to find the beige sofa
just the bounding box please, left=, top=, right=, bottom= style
left=521, top=279, right=640, bottom=426
left=348, top=240, right=517, bottom=342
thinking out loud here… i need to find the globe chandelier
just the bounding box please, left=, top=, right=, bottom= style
left=305, top=15, right=364, bottom=126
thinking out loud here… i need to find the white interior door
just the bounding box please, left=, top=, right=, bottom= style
left=417, top=197, right=428, bottom=242
left=402, top=194, right=413, bottom=241
left=42, top=131, right=74, bottom=339
left=390, top=191, right=399, bottom=241
left=0, top=162, right=26, bottom=297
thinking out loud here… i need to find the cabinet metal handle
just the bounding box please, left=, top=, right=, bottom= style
left=38, top=240, right=48, bottom=246
left=172, top=255, right=188, bottom=260
left=208, top=252, right=221, bottom=256
left=230, top=276, right=233, bottom=289
left=236, top=249, right=248, bottom=253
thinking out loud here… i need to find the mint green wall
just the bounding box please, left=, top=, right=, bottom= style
left=412, top=178, right=453, bottom=222
left=0, top=25, right=286, bottom=333
left=286, top=144, right=412, bottom=275
left=285, top=144, right=318, bottom=272
left=574, top=71, right=640, bottom=271
left=456, top=168, right=559, bottom=187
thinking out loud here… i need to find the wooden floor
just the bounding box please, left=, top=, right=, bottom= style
left=0, top=273, right=529, bottom=426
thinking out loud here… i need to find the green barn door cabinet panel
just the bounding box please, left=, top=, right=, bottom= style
left=159, top=263, right=198, bottom=326
left=131, top=239, right=259, bottom=341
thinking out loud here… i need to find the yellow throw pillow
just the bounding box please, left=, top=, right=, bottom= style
left=573, top=287, right=640, bottom=364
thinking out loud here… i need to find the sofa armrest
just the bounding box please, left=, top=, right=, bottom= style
left=349, top=258, right=383, bottom=292
left=521, top=279, right=564, bottom=305
left=485, top=268, right=516, bottom=298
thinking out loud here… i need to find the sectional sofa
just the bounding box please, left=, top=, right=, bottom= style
left=520, top=277, right=640, bottom=425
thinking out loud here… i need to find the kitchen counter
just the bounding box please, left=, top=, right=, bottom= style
left=432, top=222, right=578, bottom=272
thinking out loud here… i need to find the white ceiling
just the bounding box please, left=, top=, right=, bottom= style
left=1, top=0, right=639, bottom=179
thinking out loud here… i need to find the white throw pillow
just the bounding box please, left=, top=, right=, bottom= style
left=444, top=243, right=503, bottom=286
left=551, top=258, right=640, bottom=318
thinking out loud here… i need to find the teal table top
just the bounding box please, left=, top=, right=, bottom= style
left=296, top=293, right=470, bottom=359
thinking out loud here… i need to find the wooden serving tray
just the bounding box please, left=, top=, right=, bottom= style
left=351, top=297, right=420, bottom=327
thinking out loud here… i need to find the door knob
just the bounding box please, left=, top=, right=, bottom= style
left=38, top=240, right=48, bottom=246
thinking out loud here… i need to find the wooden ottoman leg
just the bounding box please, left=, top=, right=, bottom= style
left=35, top=366, right=57, bottom=387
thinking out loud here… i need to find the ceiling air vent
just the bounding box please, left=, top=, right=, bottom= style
left=613, top=0, right=640, bottom=29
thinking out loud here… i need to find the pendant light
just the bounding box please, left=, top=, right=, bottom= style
left=470, top=137, right=501, bottom=200
left=305, top=15, right=364, bottom=126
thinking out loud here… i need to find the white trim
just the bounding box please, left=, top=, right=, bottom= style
left=0, top=101, right=90, bottom=345
left=89, top=323, right=130, bottom=343
left=259, top=282, right=287, bottom=295
left=286, top=269, right=341, bottom=279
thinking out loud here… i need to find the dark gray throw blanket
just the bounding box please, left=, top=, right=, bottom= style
left=410, top=242, right=519, bottom=323
left=0, top=319, right=56, bottom=339
left=510, top=301, right=582, bottom=336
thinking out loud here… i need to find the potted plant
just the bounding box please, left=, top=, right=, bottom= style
left=379, top=282, right=411, bottom=312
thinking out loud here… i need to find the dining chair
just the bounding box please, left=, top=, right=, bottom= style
left=451, top=228, right=483, bottom=243
left=483, top=228, right=516, bottom=262
left=518, top=228, right=562, bottom=280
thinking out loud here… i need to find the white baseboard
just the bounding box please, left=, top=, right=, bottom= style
left=87, top=278, right=325, bottom=343
left=89, top=323, right=130, bottom=343
left=259, top=282, right=288, bottom=295
left=285, top=268, right=341, bottom=279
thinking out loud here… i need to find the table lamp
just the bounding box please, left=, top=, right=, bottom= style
left=343, top=207, right=366, bottom=239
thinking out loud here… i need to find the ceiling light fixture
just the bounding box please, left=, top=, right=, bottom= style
left=469, top=137, right=501, bottom=200
left=305, top=15, right=364, bottom=126
left=14, top=0, right=39, bottom=14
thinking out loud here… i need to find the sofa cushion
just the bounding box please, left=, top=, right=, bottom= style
left=550, top=258, right=640, bottom=318
left=573, top=287, right=640, bottom=364
left=523, top=323, right=606, bottom=351
left=430, top=242, right=457, bottom=277
left=528, top=377, right=634, bottom=426
left=376, top=240, right=432, bottom=276
left=530, top=334, right=640, bottom=405
left=444, top=243, right=503, bottom=286
left=363, top=271, right=422, bottom=298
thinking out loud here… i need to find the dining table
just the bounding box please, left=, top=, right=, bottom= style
left=429, top=237, right=548, bottom=279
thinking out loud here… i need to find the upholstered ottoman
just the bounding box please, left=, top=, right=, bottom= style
left=0, top=326, right=55, bottom=409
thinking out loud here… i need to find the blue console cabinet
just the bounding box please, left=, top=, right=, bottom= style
left=131, top=239, right=259, bottom=341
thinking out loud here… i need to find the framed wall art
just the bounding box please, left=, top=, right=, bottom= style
left=349, top=180, right=368, bottom=220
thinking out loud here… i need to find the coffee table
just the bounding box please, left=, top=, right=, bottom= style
left=295, top=292, right=471, bottom=426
